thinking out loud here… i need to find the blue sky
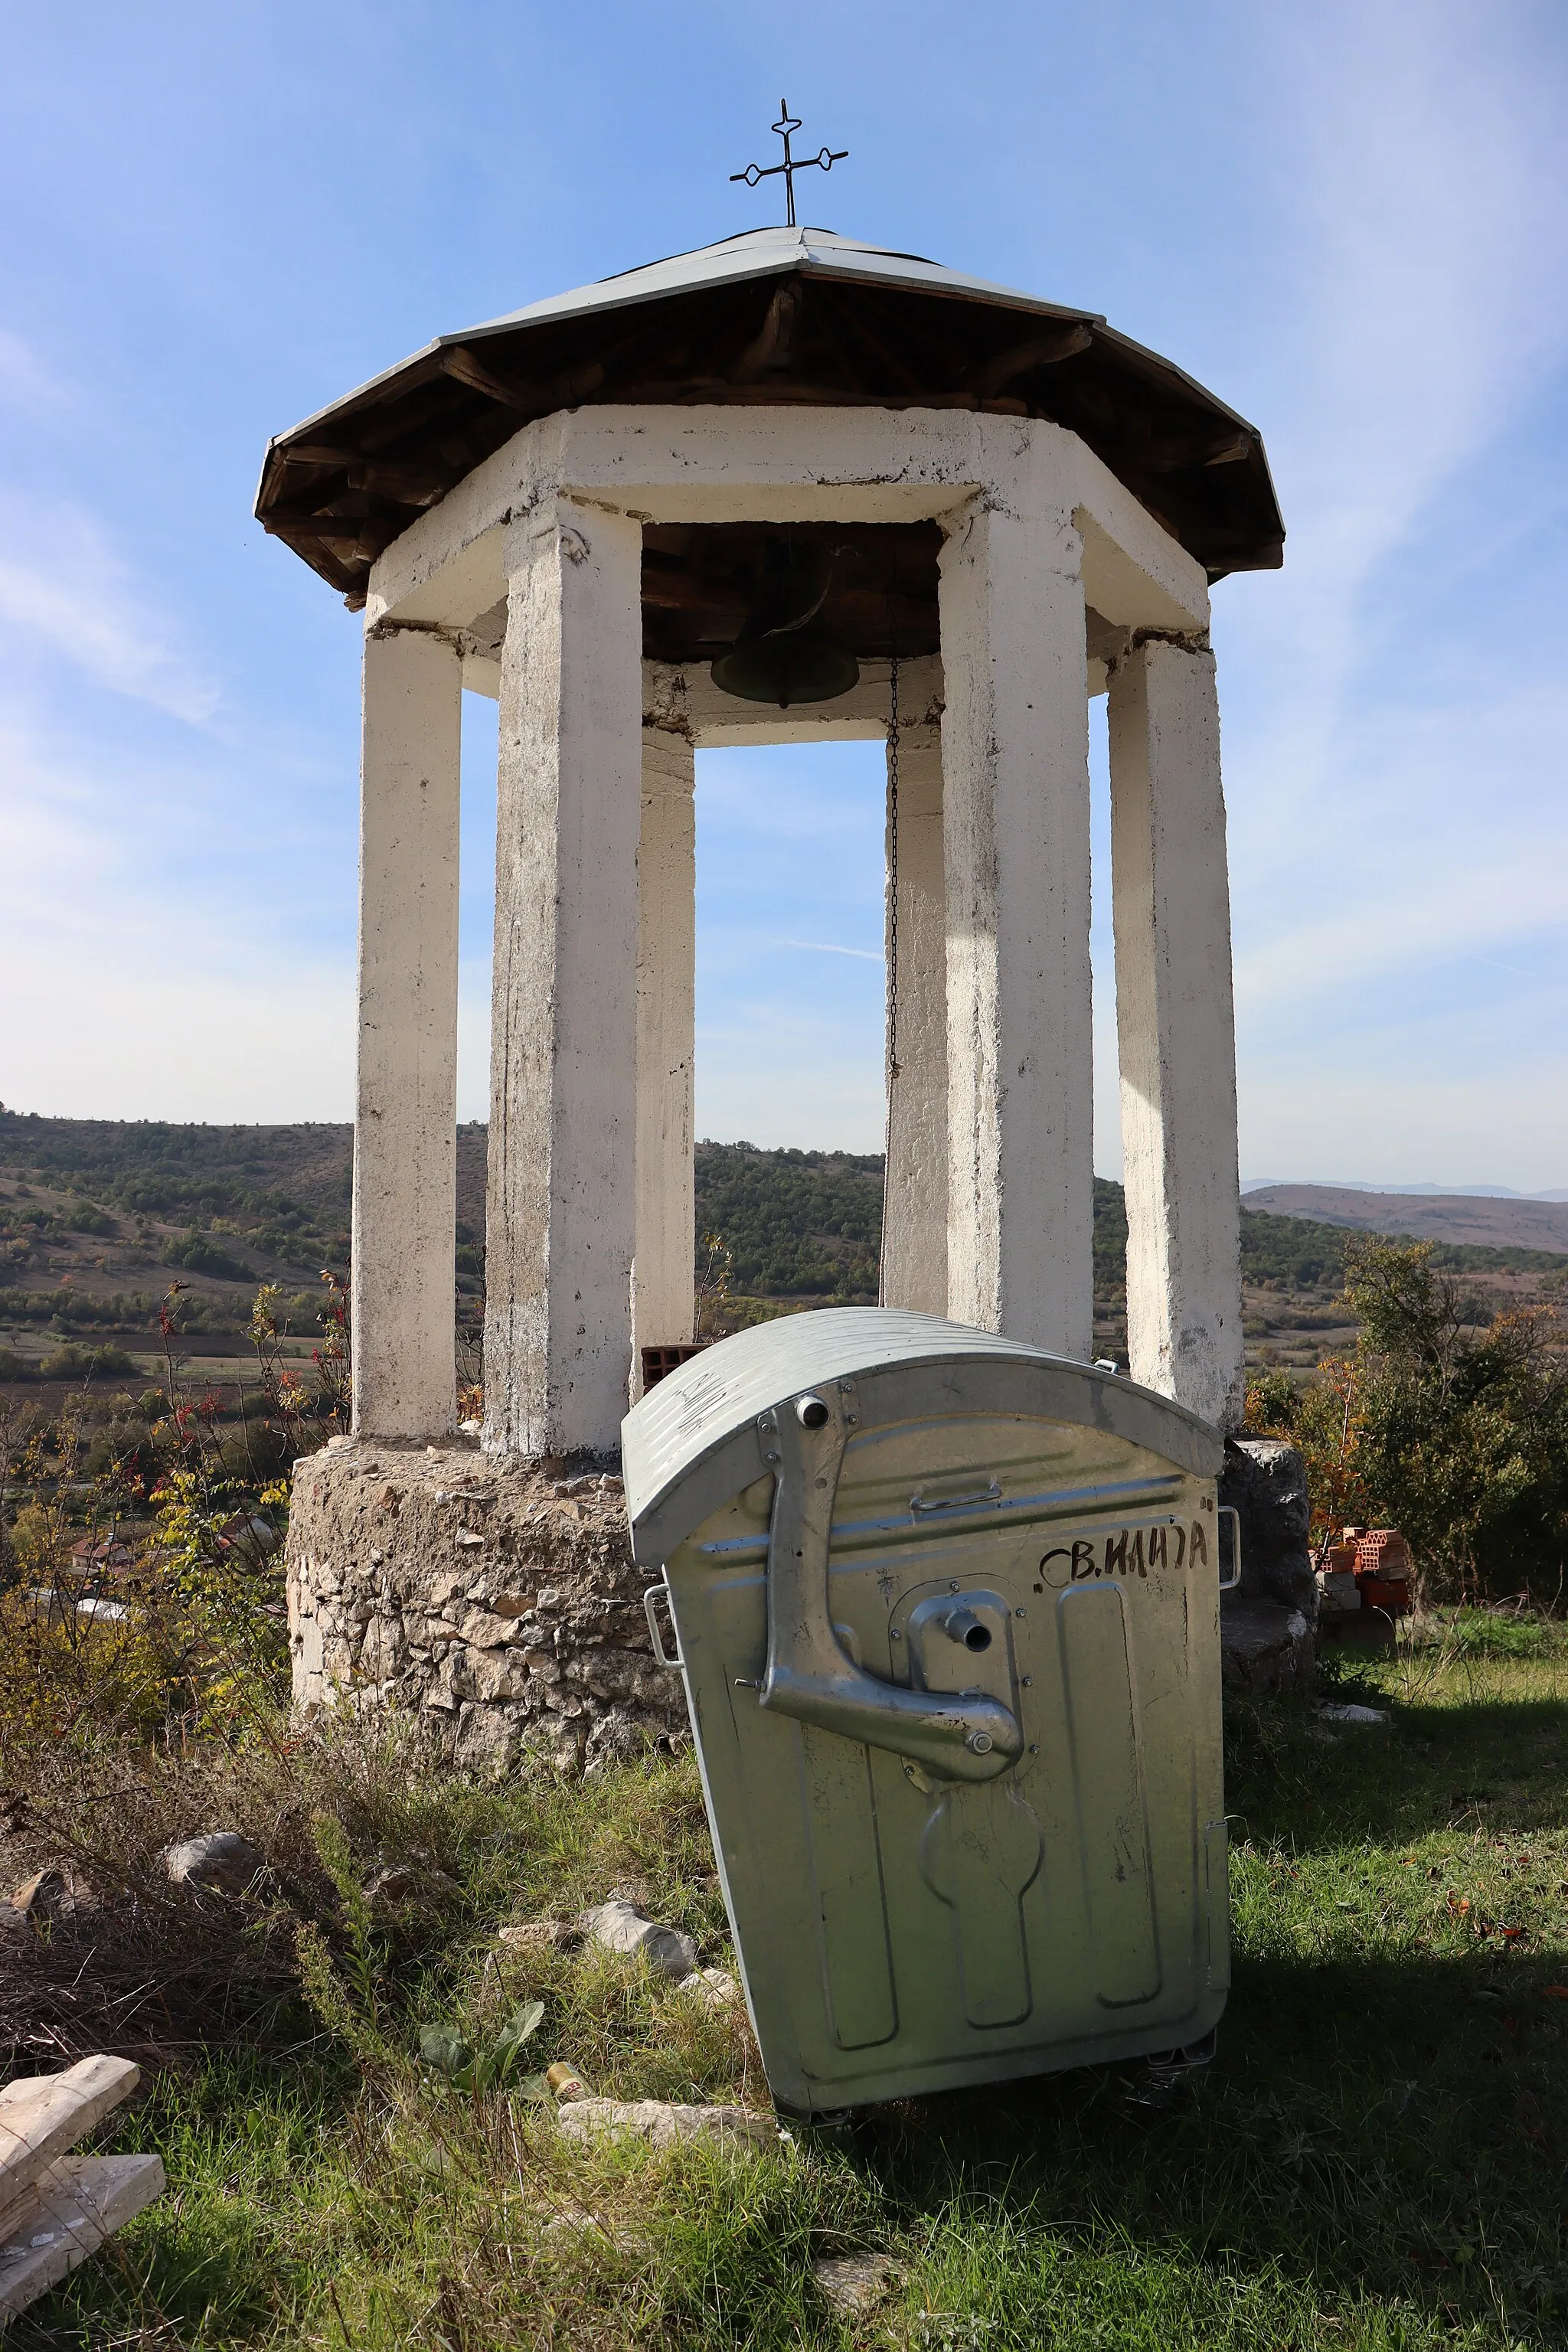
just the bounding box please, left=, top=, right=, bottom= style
left=0, top=1, right=1563, bottom=1189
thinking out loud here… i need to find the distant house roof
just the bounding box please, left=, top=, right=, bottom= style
left=69, top=1537, right=133, bottom=1570
left=257, top=227, right=1283, bottom=602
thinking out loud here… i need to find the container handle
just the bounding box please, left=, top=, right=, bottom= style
left=756, top=1390, right=1023, bottom=1784
left=1217, top=1505, right=1243, bottom=1593
left=642, top=1578, right=684, bottom=1670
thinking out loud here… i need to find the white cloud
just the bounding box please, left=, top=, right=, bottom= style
left=771, top=937, right=884, bottom=962
left=1253, top=3, right=1568, bottom=599
left=1195, top=5, right=1568, bottom=1184
left=0, top=498, right=220, bottom=726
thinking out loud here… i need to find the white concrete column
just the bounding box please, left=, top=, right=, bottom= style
left=880, top=720, right=948, bottom=1314
left=938, top=494, right=1095, bottom=1357
left=1109, top=635, right=1243, bottom=1429
left=351, top=623, right=462, bottom=1439
left=632, top=716, right=697, bottom=1373
left=483, top=498, right=644, bottom=1458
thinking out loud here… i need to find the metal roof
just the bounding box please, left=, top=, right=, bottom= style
left=461, top=227, right=1097, bottom=341
left=257, top=227, right=1285, bottom=600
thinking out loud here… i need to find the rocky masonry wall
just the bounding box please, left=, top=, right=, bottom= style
left=286, top=1442, right=688, bottom=1774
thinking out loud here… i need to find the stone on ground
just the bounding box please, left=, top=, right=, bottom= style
left=678, top=1965, right=743, bottom=2014
left=162, top=1831, right=266, bottom=1898
left=9, top=1869, right=73, bottom=1922
left=813, top=2251, right=899, bottom=2314
left=555, top=2098, right=773, bottom=2152
left=579, top=1898, right=696, bottom=1981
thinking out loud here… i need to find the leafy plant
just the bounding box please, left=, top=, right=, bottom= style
left=418, top=2001, right=547, bottom=2095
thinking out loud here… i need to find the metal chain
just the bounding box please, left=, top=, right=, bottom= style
left=886, top=654, right=901, bottom=1083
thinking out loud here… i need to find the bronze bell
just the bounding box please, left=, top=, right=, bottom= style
left=710, top=539, right=859, bottom=707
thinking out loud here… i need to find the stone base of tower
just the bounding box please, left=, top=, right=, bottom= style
left=284, top=1442, right=688, bottom=1775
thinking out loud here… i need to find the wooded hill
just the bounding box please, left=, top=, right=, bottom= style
left=0, top=1112, right=1559, bottom=1379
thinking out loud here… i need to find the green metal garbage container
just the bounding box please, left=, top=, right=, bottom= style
left=622, top=1308, right=1231, bottom=2115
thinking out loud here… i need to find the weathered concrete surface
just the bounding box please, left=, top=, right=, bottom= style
left=484, top=497, right=645, bottom=1460
left=366, top=409, right=1211, bottom=643
left=286, top=1442, right=688, bottom=1774
left=1109, top=637, right=1243, bottom=1432
left=0, top=2154, right=165, bottom=2321
left=1219, top=1437, right=1317, bottom=1694
left=0, top=2057, right=140, bottom=2234
left=351, top=407, right=1228, bottom=1459
left=633, top=717, right=697, bottom=1371
left=880, top=717, right=948, bottom=1315
left=939, top=485, right=1095, bottom=1359
left=352, top=624, right=462, bottom=1442
left=1219, top=1599, right=1315, bottom=1695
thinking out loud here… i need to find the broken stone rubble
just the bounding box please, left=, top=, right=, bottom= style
left=812, top=2251, right=899, bottom=2315
left=498, top=1919, right=575, bottom=1953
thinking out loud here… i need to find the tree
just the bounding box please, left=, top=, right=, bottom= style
left=1344, top=1240, right=1568, bottom=1602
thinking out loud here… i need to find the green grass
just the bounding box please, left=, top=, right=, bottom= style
left=11, top=1622, right=1568, bottom=2350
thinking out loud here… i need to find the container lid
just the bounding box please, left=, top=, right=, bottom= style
left=622, top=1307, right=1223, bottom=1565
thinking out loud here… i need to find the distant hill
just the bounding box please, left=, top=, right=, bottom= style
left=1243, top=1184, right=1568, bottom=1259
left=2, top=1115, right=1560, bottom=1391
left=1244, top=1178, right=1568, bottom=1200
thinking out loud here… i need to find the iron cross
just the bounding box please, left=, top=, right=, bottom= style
left=730, top=103, right=847, bottom=228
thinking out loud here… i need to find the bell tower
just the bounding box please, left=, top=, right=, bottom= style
left=258, top=220, right=1282, bottom=1457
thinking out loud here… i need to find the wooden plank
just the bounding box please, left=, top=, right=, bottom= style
left=277, top=442, right=359, bottom=466
left=0, top=2153, right=165, bottom=2321
left=436, top=343, right=537, bottom=410
left=965, top=324, right=1093, bottom=398
left=0, top=2057, right=139, bottom=2234
left=263, top=515, right=376, bottom=543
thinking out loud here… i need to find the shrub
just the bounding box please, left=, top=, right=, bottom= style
left=39, top=1342, right=139, bottom=1380
left=1249, top=1240, right=1568, bottom=1602
left=1243, top=1354, right=1380, bottom=1546
left=162, top=1229, right=247, bottom=1279
left=1345, top=1240, right=1568, bottom=1602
